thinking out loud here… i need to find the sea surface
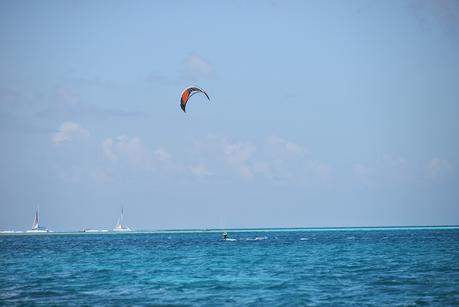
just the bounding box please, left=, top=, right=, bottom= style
left=1, top=227, right=458, bottom=306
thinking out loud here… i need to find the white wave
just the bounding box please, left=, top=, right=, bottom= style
left=246, top=236, right=268, bottom=241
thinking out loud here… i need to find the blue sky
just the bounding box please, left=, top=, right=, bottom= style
left=1, top=0, right=458, bottom=231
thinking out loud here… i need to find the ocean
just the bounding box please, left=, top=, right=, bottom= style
left=1, top=227, right=458, bottom=305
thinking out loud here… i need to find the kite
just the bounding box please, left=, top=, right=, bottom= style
left=180, top=86, right=210, bottom=113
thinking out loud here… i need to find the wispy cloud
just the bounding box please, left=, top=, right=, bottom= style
left=88, top=133, right=339, bottom=186
left=57, top=165, right=82, bottom=183
left=382, top=154, right=412, bottom=182
left=38, top=87, right=142, bottom=121
left=56, top=88, right=80, bottom=106
left=191, top=135, right=332, bottom=185
left=102, top=135, right=148, bottom=165
left=407, top=0, right=459, bottom=37
left=102, top=138, right=117, bottom=162
left=148, top=54, right=214, bottom=87
left=255, top=136, right=331, bottom=185
left=101, top=135, right=173, bottom=174
left=223, top=142, right=256, bottom=177
left=52, top=121, right=89, bottom=145
left=425, top=158, right=453, bottom=181
left=183, top=54, right=214, bottom=79
left=89, top=169, right=112, bottom=183
left=189, top=164, right=212, bottom=177
left=153, top=147, right=170, bottom=162
left=146, top=71, right=179, bottom=87
left=264, top=136, right=304, bottom=159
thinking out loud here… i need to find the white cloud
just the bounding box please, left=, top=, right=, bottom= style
left=256, top=136, right=332, bottom=185
left=191, top=135, right=256, bottom=178
left=117, top=135, right=147, bottom=164
left=101, top=136, right=173, bottom=174
left=223, top=142, right=256, bottom=177
left=252, top=160, right=272, bottom=178
left=191, top=135, right=331, bottom=184
left=90, top=169, right=112, bottom=183
left=264, top=136, right=304, bottom=159
left=102, top=138, right=117, bottom=161
left=97, top=134, right=333, bottom=184
left=102, top=135, right=148, bottom=165
left=153, top=147, right=170, bottom=161
left=184, top=54, right=214, bottom=79
left=52, top=121, right=89, bottom=145
left=190, top=164, right=212, bottom=177
left=425, top=158, right=453, bottom=181
left=57, top=165, right=81, bottom=183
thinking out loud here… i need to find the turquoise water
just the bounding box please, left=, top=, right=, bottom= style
left=1, top=228, right=458, bottom=305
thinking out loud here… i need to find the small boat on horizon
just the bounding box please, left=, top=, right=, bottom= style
left=26, top=207, right=49, bottom=233
left=81, top=229, right=102, bottom=233
left=113, top=208, right=131, bottom=232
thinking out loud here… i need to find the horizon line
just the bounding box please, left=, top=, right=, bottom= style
left=1, top=224, right=458, bottom=235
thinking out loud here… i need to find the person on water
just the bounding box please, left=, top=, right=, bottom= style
left=223, top=232, right=228, bottom=240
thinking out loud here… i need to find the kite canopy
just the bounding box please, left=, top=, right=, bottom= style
left=180, top=86, right=210, bottom=113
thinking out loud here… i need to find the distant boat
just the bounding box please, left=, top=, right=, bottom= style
left=113, top=208, right=131, bottom=232
left=26, top=207, right=49, bottom=233
left=81, top=229, right=109, bottom=233
left=81, top=229, right=100, bottom=233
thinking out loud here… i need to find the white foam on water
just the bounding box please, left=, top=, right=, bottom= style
left=247, top=237, right=268, bottom=241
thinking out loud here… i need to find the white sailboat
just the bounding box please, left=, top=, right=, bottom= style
left=113, top=208, right=131, bottom=232
left=26, top=207, right=49, bottom=233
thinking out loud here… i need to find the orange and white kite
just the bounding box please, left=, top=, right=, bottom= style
left=180, top=86, right=210, bottom=113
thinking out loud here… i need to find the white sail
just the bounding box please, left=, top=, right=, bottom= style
left=113, top=207, right=131, bottom=232
left=32, top=208, right=39, bottom=230
left=117, top=208, right=124, bottom=228
left=27, top=207, right=49, bottom=233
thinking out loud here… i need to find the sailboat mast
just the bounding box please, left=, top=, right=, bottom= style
left=112, top=207, right=130, bottom=231
left=32, top=207, right=39, bottom=229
